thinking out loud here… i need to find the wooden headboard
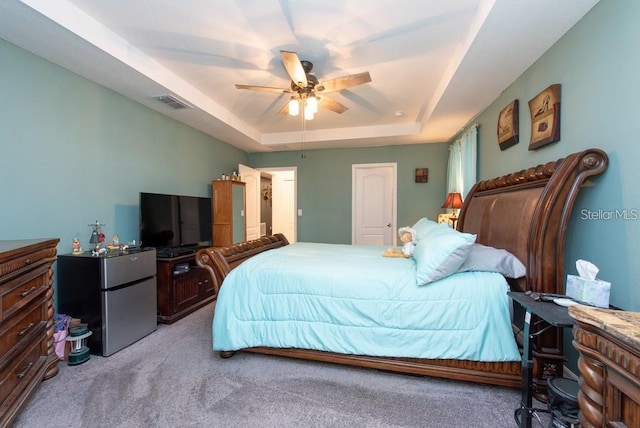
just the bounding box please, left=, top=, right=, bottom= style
left=458, top=148, right=608, bottom=295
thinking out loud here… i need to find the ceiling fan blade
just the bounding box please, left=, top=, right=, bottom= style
left=280, top=50, right=308, bottom=89
left=277, top=102, right=290, bottom=115
left=235, top=84, right=290, bottom=94
left=318, top=96, right=348, bottom=114
left=316, top=71, right=371, bottom=93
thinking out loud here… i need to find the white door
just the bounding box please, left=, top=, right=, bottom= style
left=239, top=164, right=261, bottom=241
left=352, top=163, right=397, bottom=245
left=273, top=171, right=296, bottom=243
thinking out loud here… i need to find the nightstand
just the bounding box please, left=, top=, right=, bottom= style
left=508, top=291, right=574, bottom=428
left=570, top=305, right=640, bottom=427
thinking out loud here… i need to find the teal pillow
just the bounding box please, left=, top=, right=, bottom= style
left=412, top=217, right=440, bottom=243
left=414, top=224, right=476, bottom=285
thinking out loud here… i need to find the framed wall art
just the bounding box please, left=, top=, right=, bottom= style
left=414, top=168, right=428, bottom=183
left=528, top=84, right=561, bottom=150
left=497, top=99, right=519, bottom=150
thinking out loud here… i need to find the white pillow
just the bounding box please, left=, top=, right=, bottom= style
left=414, top=224, right=476, bottom=285
left=457, top=244, right=526, bottom=278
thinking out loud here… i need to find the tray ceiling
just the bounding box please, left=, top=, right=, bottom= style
left=0, top=0, right=599, bottom=152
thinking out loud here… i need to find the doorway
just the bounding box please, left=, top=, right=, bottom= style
left=242, top=165, right=297, bottom=244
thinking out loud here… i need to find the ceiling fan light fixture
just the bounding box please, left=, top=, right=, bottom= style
left=236, top=50, right=371, bottom=120
left=304, top=106, right=314, bottom=120
left=288, top=98, right=299, bottom=116
left=307, top=95, right=318, bottom=114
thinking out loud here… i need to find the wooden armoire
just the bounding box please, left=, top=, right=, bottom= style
left=212, top=180, right=246, bottom=247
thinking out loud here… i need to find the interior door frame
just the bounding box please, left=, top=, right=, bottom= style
left=351, top=162, right=397, bottom=246
left=257, top=166, right=297, bottom=243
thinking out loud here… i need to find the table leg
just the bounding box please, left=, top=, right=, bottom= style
left=520, top=310, right=534, bottom=428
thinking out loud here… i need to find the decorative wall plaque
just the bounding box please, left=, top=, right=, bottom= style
left=528, top=84, right=561, bottom=150
left=497, top=100, right=519, bottom=151
left=415, top=168, right=428, bottom=183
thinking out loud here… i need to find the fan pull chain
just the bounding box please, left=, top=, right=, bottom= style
left=301, top=102, right=307, bottom=159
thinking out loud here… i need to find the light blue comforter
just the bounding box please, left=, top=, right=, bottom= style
left=212, top=242, right=520, bottom=361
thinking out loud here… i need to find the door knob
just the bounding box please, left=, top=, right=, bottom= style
left=387, top=223, right=391, bottom=227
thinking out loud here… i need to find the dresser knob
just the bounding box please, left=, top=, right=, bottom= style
left=20, top=286, right=36, bottom=298
left=17, top=362, right=34, bottom=379
left=18, top=322, right=34, bottom=337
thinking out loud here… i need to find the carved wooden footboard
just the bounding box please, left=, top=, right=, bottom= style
left=195, top=233, right=289, bottom=295
left=197, top=148, right=608, bottom=390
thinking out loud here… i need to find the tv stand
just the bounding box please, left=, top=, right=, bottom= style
left=156, top=252, right=216, bottom=324
left=156, top=246, right=195, bottom=258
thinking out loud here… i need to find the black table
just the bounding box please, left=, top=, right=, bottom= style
left=508, top=291, right=574, bottom=428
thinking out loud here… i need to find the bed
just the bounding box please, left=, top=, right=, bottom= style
left=196, top=148, right=608, bottom=390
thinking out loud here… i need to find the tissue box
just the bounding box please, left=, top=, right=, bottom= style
left=566, top=274, right=611, bottom=308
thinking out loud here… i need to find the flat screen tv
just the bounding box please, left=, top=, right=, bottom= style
left=139, top=192, right=212, bottom=248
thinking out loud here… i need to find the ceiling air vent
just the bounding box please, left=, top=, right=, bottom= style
left=154, top=94, right=192, bottom=110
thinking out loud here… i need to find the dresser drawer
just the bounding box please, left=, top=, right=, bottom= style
left=0, top=266, right=48, bottom=322
left=0, top=248, right=51, bottom=279
left=0, top=239, right=58, bottom=428
left=0, top=300, right=45, bottom=360
left=0, top=335, right=46, bottom=407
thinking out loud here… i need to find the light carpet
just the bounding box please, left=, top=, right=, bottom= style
left=14, top=302, right=535, bottom=427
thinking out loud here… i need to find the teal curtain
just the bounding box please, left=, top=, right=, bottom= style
left=446, top=124, right=477, bottom=200
left=446, top=141, right=462, bottom=194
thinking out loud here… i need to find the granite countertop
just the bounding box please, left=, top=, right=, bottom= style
left=569, top=305, right=640, bottom=350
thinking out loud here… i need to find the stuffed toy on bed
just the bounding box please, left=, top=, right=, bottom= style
left=382, top=226, right=416, bottom=258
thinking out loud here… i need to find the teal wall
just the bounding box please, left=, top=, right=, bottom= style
left=0, top=38, right=247, bottom=254
left=469, top=0, right=638, bottom=312
left=2, top=0, right=636, bottom=375
left=248, top=144, right=449, bottom=244
left=467, top=0, right=638, bottom=372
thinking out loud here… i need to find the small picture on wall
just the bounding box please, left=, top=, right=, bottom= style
left=528, top=84, right=561, bottom=150
left=497, top=100, right=519, bottom=151
left=415, top=168, right=428, bottom=183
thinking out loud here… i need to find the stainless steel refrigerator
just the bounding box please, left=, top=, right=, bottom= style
left=57, top=248, right=157, bottom=356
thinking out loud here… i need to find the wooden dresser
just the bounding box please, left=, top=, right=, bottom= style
left=0, top=239, right=59, bottom=427
left=570, top=305, right=640, bottom=428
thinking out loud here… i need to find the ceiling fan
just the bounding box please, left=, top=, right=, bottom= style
left=235, top=50, right=372, bottom=119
